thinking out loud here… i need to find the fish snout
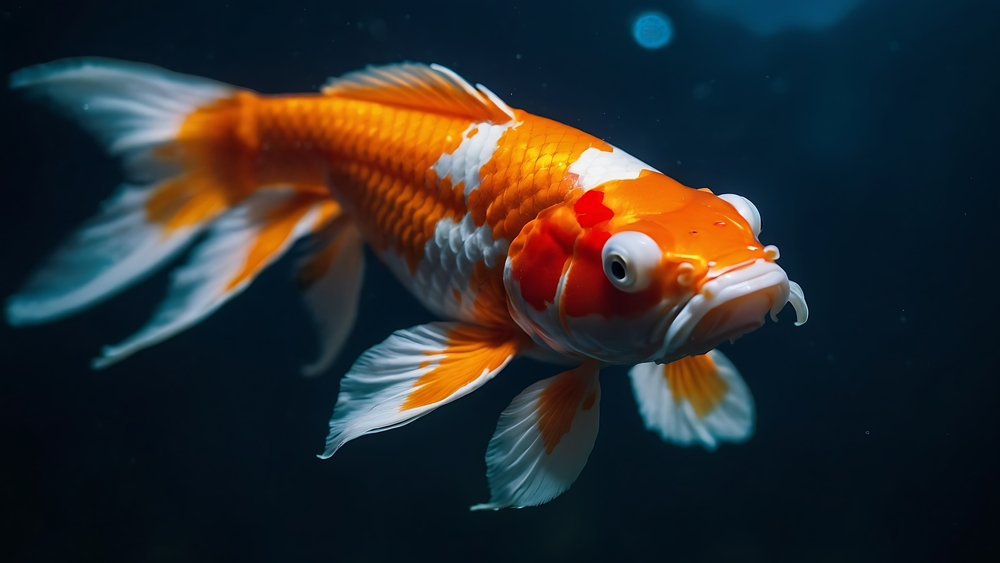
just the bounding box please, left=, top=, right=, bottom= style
left=655, top=259, right=807, bottom=362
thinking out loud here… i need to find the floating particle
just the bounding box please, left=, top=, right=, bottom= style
left=632, top=12, right=674, bottom=49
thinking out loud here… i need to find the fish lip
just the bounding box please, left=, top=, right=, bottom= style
left=652, top=259, right=790, bottom=363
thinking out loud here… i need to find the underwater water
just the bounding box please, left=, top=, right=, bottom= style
left=1, top=0, right=998, bottom=561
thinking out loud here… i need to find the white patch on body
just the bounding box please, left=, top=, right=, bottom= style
left=568, top=146, right=658, bottom=190
left=380, top=213, right=509, bottom=323
left=431, top=121, right=514, bottom=200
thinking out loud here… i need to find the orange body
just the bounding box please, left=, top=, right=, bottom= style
left=169, top=91, right=616, bottom=328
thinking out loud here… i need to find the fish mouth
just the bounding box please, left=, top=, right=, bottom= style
left=654, top=259, right=807, bottom=362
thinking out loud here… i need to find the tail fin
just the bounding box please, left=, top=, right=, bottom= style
left=6, top=58, right=248, bottom=325
left=92, top=190, right=338, bottom=369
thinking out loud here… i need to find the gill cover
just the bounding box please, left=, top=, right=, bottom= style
left=505, top=190, right=676, bottom=362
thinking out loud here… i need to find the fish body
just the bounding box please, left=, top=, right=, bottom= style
left=8, top=58, right=808, bottom=509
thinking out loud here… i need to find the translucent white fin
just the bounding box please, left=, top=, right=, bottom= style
left=320, top=322, right=519, bottom=458
left=6, top=58, right=240, bottom=326
left=297, top=216, right=365, bottom=377
left=629, top=349, right=754, bottom=451
left=9, top=57, right=236, bottom=164
left=322, top=62, right=515, bottom=123
left=471, top=362, right=601, bottom=511
left=92, top=189, right=327, bottom=369
left=6, top=183, right=204, bottom=326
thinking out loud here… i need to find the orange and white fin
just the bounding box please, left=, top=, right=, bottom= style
left=471, top=362, right=601, bottom=511
left=6, top=183, right=208, bottom=326
left=92, top=189, right=331, bottom=369
left=6, top=58, right=243, bottom=325
left=296, top=216, right=365, bottom=377
left=322, top=62, right=515, bottom=123
left=628, top=349, right=754, bottom=451
left=320, top=322, right=519, bottom=458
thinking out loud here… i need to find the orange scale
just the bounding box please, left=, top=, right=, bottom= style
left=523, top=145, right=542, bottom=164
left=535, top=153, right=554, bottom=172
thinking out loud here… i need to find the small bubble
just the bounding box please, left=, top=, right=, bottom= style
left=82, top=103, right=89, bottom=110
left=676, top=160, right=682, bottom=165
left=515, top=53, right=522, bottom=59
left=865, top=430, right=870, bottom=435
left=632, top=12, right=674, bottom=49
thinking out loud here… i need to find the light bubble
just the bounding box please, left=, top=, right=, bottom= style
left=632, top=12, right=674, bottom=49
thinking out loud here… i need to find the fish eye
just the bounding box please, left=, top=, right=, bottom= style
left=601, top=232, right=661, bottom=292
left=718, top=193, right=762, bottom=238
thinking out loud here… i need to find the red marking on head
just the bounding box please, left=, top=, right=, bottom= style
left=561, top=227, right=664, bottom=319
left=561, top=228, right=613, bottom=318
left=512, top=218, right=576, bottom=311
left=574, top=190, right=614, bottom=228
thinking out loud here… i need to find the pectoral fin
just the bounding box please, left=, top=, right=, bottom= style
left=320, top=322, right=520, bottom=458
left=471, top=361, right=601, bottom=511
left=629, top=349, right=754, bottom=451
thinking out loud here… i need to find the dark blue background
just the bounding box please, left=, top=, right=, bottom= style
left=1, top=1, right=997, bottom=561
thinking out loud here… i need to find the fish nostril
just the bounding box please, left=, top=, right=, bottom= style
left=676, top=262, right=695, bottom=287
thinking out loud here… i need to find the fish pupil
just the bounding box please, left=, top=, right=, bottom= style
left=611, top=260, right=627, bottom=280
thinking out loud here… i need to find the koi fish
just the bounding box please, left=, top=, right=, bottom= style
left=7, top=58, right=808, bottom=510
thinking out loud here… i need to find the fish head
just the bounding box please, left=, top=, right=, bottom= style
left=504, top=172, right=808, bottom=364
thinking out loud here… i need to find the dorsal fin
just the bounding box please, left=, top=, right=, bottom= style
left=321, top=62, right=515, bottom=124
